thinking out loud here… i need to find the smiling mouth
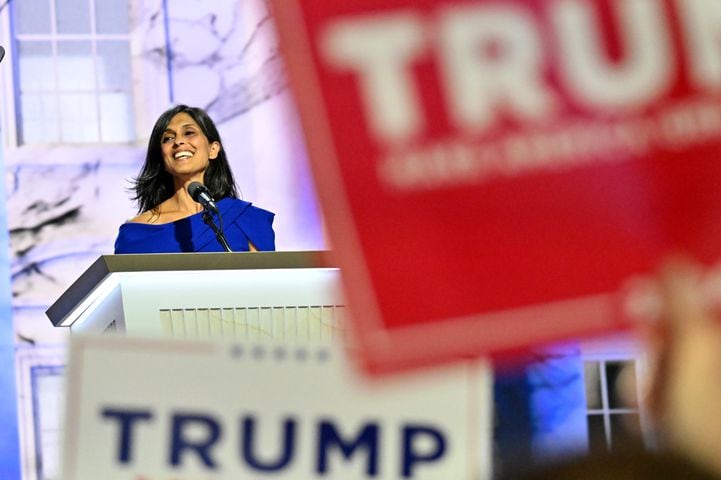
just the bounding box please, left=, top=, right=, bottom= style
left=174, top=152, right=193, bottom=160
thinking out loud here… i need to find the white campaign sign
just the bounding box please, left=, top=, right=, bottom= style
left=61, top=335, right=491, bottom=480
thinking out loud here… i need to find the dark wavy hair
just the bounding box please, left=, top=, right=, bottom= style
left=132, top=104, right=239, bottom=214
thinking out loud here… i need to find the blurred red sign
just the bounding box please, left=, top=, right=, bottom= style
left=272, top=0, right=721, bottom=373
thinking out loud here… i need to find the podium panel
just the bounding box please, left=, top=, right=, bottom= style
left=46, top=251, right=347, bottom=342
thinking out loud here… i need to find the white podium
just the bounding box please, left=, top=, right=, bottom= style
left=45, top=251, right=347, bottom=342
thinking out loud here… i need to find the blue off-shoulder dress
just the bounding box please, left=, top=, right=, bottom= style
left=114, top=198, right=275, bottom=254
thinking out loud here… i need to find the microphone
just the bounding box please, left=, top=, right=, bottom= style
left=187, top=181, right=218, bottom=214
left=188, top=181, right=231, bottom=252
left=0, top=46, right=5, bottom=63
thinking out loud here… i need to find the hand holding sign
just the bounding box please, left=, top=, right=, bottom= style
left=644, top=259, right=721, bottom=476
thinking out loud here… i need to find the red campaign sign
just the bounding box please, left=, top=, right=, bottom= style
left=272, top=0, right=721, bottom=373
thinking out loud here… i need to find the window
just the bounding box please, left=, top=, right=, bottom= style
left=10, top=0, right=134, bottom=144
left=30, top=365, right=65, bottom=480
left=584, top=358, right=646, bottom=453
left=16, top=346, right=66, bottom=480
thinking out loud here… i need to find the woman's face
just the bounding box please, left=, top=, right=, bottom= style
left=160, top=112, right=220, bottom=183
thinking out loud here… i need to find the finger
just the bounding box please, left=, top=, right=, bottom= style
left=659, top=257, right=707, bottom=335
left=643, top=257, right=702, bottom=431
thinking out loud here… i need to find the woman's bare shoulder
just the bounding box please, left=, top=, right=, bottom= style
left=126, top=210, right=159, bottom=224
left=125, top=199, right=196, bottom=225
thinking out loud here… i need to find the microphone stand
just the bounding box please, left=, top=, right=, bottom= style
left=202, top=209, right=232, bottom=252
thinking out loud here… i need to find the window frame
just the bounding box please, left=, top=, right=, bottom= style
left=0, top=0, right=171, bottom=153
left=581, top=336, right=656, bottom=452
left=15, top=345, right=66, bottom=480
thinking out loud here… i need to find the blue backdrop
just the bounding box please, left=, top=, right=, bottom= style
left=0, top=105, right=21, bottom=478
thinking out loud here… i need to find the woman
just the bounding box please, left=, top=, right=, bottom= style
left=114, top=105, right=275, bottom=253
